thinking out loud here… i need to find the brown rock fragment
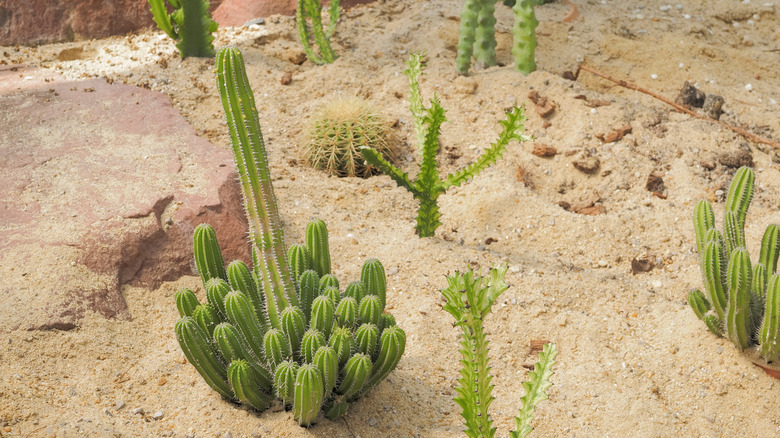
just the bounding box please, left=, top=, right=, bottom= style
left=631, top=256, right=655, bottom=274
left=280, top=71, right=293, bottom=85
left=645, top=172, right=666, bottom=195
left=718, top=148, right=753, bottom=169
left=572, top=151, right=600, bottom=174
left=675, top=81, right=706, bottom=108
left=531, top=143, right=557, bottom=157
left=528, top=90, right=556, bottom=117
left=598, top=125, right=632, bottom=143
left=703, top=94, right=725, bottom=120
left=286, top=49, right=307, bottom=65
left=453, top=76, right=478, bottom=95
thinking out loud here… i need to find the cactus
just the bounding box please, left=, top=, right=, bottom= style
left=441, top=267, right=557, bottom=438
left=296, top=0, right=339, bottom=64
left=174, top=47, right=405, bottom=426
left=456, top=0, right=543, bottom=75
left=361, top=53, right=529, bottom=237
left=689, top=166, right=780, bottom=362
left=147, top=0, right=217, bottom=58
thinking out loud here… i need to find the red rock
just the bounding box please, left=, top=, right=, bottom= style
left=214, top=0, right=375, bottom=27
left=0, top=66, right=248, bottom=331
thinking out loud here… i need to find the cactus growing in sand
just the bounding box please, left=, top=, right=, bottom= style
left=361, top=53, right=529, bottom=237
left=689, top=166, right=780, bottom=362
left=148, top=0, right=217, bottom=58
left=174, top=47, right=405, bottom=426
left=296, top=0, right=340, bottom=64
left=441, top=267, right=557, bottom=438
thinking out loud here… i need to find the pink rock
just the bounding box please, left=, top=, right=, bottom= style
left=0, top=66, right=248, bottom=331
left=214, top=0, right=375, bottom=27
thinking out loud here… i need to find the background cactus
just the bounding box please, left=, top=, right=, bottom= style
left=361, top=53, right=529, bottom=237
left=296, top=0, right=339, bottom=64
left=689, top=166, right=780, bottom=362
left=441, top=267, right=557, bottom=438
left=303, top=96, right=395, bottom=178
left=148, top=0, right=217, bottom=58
left=173, top=47, right=405, bottom=427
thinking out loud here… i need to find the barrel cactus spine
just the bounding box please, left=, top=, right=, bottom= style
left=689, top=166, right=780, bottom=362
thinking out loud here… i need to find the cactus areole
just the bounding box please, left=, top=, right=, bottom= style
left=174, top=48, right=406, bottom=426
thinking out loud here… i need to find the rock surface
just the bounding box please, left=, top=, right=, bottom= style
left=214, top=0, right=375, bottom=27
left=0, top=66, right=247, bottom=331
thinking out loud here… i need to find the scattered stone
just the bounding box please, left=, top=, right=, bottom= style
left=115, top=400, right=126, bottom=410
left=243, top=17, right=265, bottom=27
left=531, top=143, right=557, bottom=157
left=157, top=376, right=168, bottom=386
left=631, top=256, right=655, bottom=274
left=367, top=416, right=379, bottom=427
left=285, top=49, right=307, bottom=66
left=572, top=151, right=601, bottom=174
left=597, top=125, right=632, bottom=143
left=280, top=71, right=293, bottom=85
left=152, top=411, right=164, bottom=420
left=529, top=339, right=550, bottom=354
left=569, top=191, right=606, bottom=215
left=132, top=408, right=144, bottom=415
left=453, top=76, right=478, bottom=95
left=700, top=158, right=717, bottom=170
left=645, top=172, right=666, bottom=195
left=528, top=90, right=556, bottom=117
left=675, top=81, right=706, bottom=108
left=702, top=94, right=725, bottom=120
left=718, top=147, right=753, bottom=169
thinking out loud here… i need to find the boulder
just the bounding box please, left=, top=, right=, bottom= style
left=214, top=0, right=375, bottom=27
left=0, top=65, right=248, bottom=331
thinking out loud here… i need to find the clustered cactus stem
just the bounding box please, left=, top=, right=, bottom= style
left=441, top=267, right=557, bottom=438
left=361, top=53, right=529, bottom=238
left=148, top=0, right=217, bottom=58
left=296, top=0, right=339, bottom=65
left=689, top=166, right=780, bottom=362
left=174, top=47, right=406, bottom=427
left=456, top=0, right=543, bottom=75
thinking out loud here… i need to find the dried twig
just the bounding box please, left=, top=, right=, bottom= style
left=562, top=0, right=581, bottom=23
left=575, top=64, right=780, bottom=150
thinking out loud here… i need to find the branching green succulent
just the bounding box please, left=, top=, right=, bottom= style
left=296, top=0, right=340, bottom=65
left=441, top=267, right=557, bottom=438
left=689, top=166, right=780, bottom=362
left=361, top=53, right=529, bottom=237
left=148, top=0, right=217, bottom=58
left=456, top=0, right=544, bottom=75
left=174, top=47, right=406, bottom=427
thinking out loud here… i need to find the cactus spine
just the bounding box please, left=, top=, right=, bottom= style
left=175, top=48, right=405, bottom=426
left=689, top=166, right=780, bottom=362
left=296, top=0, right=339, bottom=65
left=147, top=0, right=217, bottom=58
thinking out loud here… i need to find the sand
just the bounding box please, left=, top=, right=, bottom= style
left=2, top=0, right=780, bottom=436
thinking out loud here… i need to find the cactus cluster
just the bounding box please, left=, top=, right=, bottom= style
left=148, top=0, right=218, bottom=58
left=441, top=267, right=557, bottom=438
left=456, top=0, right=543, bottom=75
left=689, top=166, right=780, bottom=362
left=173, top=47, right=405, bottom=426
left=361, top=53, right=529, bottom=237
left=296, top=0, right=340, bottom=65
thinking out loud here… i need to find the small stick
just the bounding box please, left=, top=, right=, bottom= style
left=575, top=64, right=780, bottom=150
left=562, top=0, right=580, bottom=23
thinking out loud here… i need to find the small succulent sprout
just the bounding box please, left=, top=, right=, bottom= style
left=288, top=244, right=312, bottom=286
left=301, top=328, right=326, bottom=363
left=355, top=323, right=379, bottom=357
left=319, top=274, right=340, bottom=293
left=687, top=290, right=722, bottom=337
left=310, top=295, right=335, bottom=339
left=175, top=288, right=200, bottom=317
left=344, top=281, right=366, bottom=304
left=358, top=294, right=382, bottom=326
left=320, top=285, right=341, bottom=307
left=367, top=325, right=406, bottom=388
left=227, top=260, right=264, bottom=319
left=274, top=360, right=299, bottom=406
left=228, top=359, right=273, bottom=411
left=338, top=353, right=372, bottom=400
left=192, top=304, right=219, bottom=338
left=264, top=329, right=292, bottom=369
left=175, top=317, right=232, bottom=399
left=193, top=223, right=227, bottom=287
left=361, top=258, right=387, bottom=309
left=205, top=278, right=231, bottom=320
left=314, top=346, right=338, bottom=400
left=328, top=326, right=355, bottom=367
left=293, top=364, right=325, bottom=426
left=224, top=291, right=267, bottom=362
left=760, top=275, right=780, bottom=361
left=281, top=306, right=306, bottom=358
left=298, top=269, right=320, bottom=320
left=306, top=219, right=331, bottom=277
left=378, top=313, right=397, bottom=334
left=303, top=96, right=394, bottom=178
left=335, top=296, right=358, bottom=328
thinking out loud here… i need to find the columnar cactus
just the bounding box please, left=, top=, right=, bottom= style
left=512, top=0, right=539, bottom=75
left=148, top=0, right=217, bottom=58
left=174, top=47, right=405, bottom=426
left=689, top=166, right=780, bottom=362
left=296, top=0, right=339, bottom=64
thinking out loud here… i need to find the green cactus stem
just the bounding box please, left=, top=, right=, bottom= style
left=193, top=224, right=227, bottom=287
left=319, top=274, right=339, bottom=293
left=148, top=0, right=217, bottom=58
left=224, top=291, right=267, bottom=362
left=175, top=317, right=232, bottom=399
left=328, top=326, right=355, bottom=367
left=367, top=325, right=406, bottom=388
left=474, top=1, right=498, bottom=68
left=344, top=281, right=367, bottom=304
left=314, top=346, right=338, bottom=400
left=511, top=343, right=558, bottom=438
left=175, top=288, right=200, bottom=317
left=228, top=359, right=273, bottom=411
left=355, top=323, right=379, bottom=357
left=274, top=360, right=299, bottom=406
left=512, top=0, right=539, bottom=75
left=338, top=353, right=372, bottom=400
left=335, top=296, right=358, bottom=328
left=227, top=260, right=264, bottom=319
left=205, top=278, right=231, bottom=321
left=321, top=285, right=341, bottom=307
left=288, top=244, right=312, bottom=285
left=264, top=329, right=291, bottom=369
left=361, top=259, right=387, bottom=309
left=280, top=306, right=306, bottom=358
left=306, top=219, right=332, bottom=277
left=298, top=270, right=320, bottom=319
left=703, top=240, right=728, bottom=321
left=293, top=364, right=325, bottom=426
left=296, top=0, right=339, bottom=65
left=456, top=0, right=482, bottom=74
left=192, top=304, right=219, bottom=337
left=361, top=53, right=528, bottom=237
left=310, top=295, right=335, bottom=339
left=726, top=248, right=753, bottom=350
left=759, top=275, right=780, bottom=361
left=760, top=225, right=780, bottom=275
left=301, top=328, right=326, bottom=363
left=213, top=323, right=273, bottom=389
left=358, top=295, right=382, bottom=326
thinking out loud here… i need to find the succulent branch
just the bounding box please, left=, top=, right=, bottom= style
left=689, top=166, right=780, bottom=362
left=174, top=48, right=405, bottom=427
left=361, top=53, right=529, bottom=237
left=442, top=267, right=556, bottom=438
left=296, top=0, right=339, bottom=65
left=147, top=0, right=217, bottom=58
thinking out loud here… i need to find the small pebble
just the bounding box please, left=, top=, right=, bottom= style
left=683, top=14, right=691, bottom=19
left=651, top=73, right=658, bottom=80
left=225, top=432, right=233, bottom=438
left=597, top=260, right=608, bottom=268
left=367, top=416, right=378, bottom=427
left=652, top=280, right=662, bottom=289
left=152, top=411, right=164, bottom=420
left=678, top=63, right=684, bottom=68
left=115, top=400, right=126, bottom=410
left=745, top=83, right=753, bottom=91
left=132, top=407, right=144, bottom=415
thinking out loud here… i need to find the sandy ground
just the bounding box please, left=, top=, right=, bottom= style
left=3, top=0, right=780, bottom=436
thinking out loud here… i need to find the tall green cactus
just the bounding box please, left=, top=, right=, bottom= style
left=173, top=47, right=405, bottom=427
left=296, top=0, right=339, bottom=65
left=148, top=0, right=217, bottom=58
left=512, top=0, right=539, bottom=75
left=442, top=267, right=557, bottom=438
left=362, top=53, right=529, bottom=237
left=689, top=166, right=780, bottom=361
